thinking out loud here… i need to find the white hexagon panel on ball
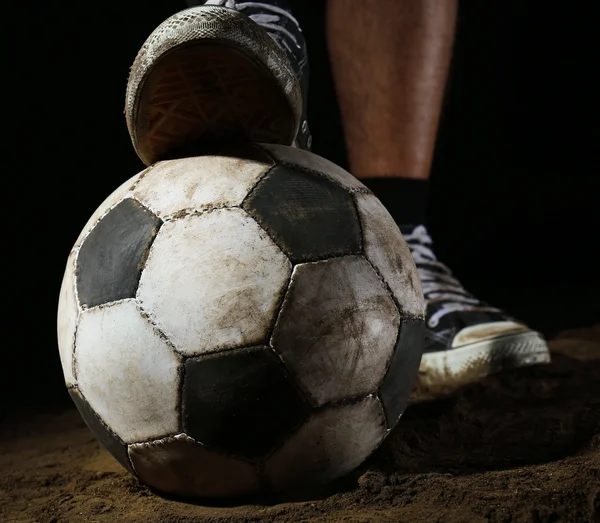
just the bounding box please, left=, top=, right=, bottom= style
left=137, top=207, right=291, bottom=356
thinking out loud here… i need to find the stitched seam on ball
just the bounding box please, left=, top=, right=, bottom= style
left=74, top=193, right=134, bottom=250
left=130, top=164, right=157, bottom=192
left=69, top=252, right=82, bottom=385
left=175, top=360, right=185, bottom=434
left=75, top=167, right=152, bottom=250
left=313, top=391, right=375, bottom=412
left=134, top=301, right=179, bottom=351
left=240, top=162, right=278, bottom=209
left=373, top=392, right=392, bottom=432
left=352, top=193, right=398, bottom=308
left=276, top=160, right=372, bottom=195
left=378, top=320, right=403, bottom=395
left=71, top=312, right=81, bottom=385
left=361, top=254, right=421, bottom=387
left=133, top=300, right=184, bottom=428
left=350, top=192, right=366, bottom=256
left=180, top=346, right=308, bottom=465
left=267, top=266, right=316, bottom=410
left=162, top=203, right=237, bottom=222
left=265, top=266, right=294, bottom=353
left=362, top=249, right=423, bottom=323
left=263, top=266, right=316, bottom=461
left=128, top=431, right=260, bottom=467
left=68, top=385, right=138, bottom=475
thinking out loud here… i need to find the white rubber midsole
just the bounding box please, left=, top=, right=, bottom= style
left=419, top=330, right=551, bottom=380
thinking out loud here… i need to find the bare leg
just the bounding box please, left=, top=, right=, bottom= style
left=326, top=0, right=550, bottom=394
left=326, top=0, right=457, bottom=180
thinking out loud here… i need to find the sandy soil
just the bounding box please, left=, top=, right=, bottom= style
left=1, top=326, right=598, bottom=523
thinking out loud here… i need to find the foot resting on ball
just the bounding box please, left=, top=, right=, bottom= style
left=125, top=0, right=312, bottom=166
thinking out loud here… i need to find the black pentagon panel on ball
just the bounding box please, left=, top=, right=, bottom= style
left=76, top=198, right=162, bottom=308
left=379, top=319, right=425, bottom=428
left=68, top=387, right=135, bottom=475
left=242, top=165, right=362, bottom=263
left=182, top=346, right=309, bottom=459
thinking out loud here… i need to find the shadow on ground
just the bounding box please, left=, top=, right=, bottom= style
left=1, top=327, right=598, bottom=522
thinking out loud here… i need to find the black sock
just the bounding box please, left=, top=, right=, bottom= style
left=359, top=178, right=429, bottom=232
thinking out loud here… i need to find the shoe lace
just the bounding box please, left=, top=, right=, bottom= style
left=204, top=0, right=302, bottom=55
left=403, top=225, right=501, bottom=328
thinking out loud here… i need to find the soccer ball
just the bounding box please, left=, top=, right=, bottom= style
left=57, top=143, right=425, bottom=498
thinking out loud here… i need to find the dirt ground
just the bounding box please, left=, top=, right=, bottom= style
left=1, top=326, right=598, bottom=523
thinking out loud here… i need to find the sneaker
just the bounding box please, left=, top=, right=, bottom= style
left=402, top=225, right=551, bottom=400
left=125, top=0, right=312, bottom=166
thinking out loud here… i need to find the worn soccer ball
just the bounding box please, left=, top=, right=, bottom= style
left=57, top=144, right=425, bottom=498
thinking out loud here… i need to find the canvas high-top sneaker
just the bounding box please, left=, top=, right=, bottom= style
left=401, top=225, right=551, bottom=399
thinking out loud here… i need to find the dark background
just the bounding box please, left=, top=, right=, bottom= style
left=6, top=1, right=597, bottom=415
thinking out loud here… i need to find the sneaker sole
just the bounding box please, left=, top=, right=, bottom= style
left=126, top=6, right=301, bottom=166
left=412, top=330, right=551, bottom=402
